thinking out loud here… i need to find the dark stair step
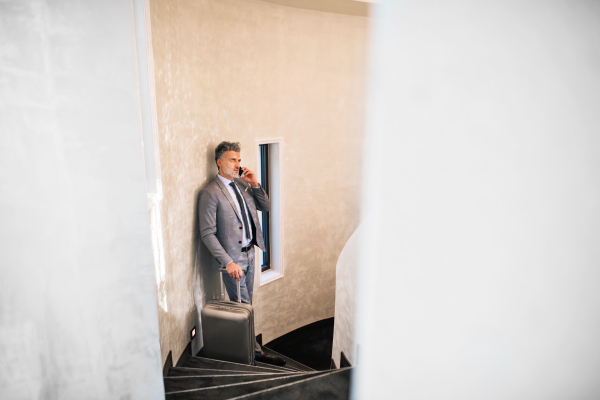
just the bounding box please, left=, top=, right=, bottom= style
left=264, top=317, right=334, bottom=371
left=195, top=348, right=300, bottom=373
left=255, top=361, right=300, bottom=373
left=164, top=372, right=303, bottom=392
left=165, top=371, right=329, bottom=400
left=184, top=356, right=288, bottom=374
left=261, top=346, right=316, bottom=372
left=169, top=367, right=284, bottom=377
left=226, top=367, right=352, bottom=400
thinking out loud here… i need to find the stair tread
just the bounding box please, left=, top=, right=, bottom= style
left=226, top=367, right=352, bottom=400
left=163, top=372, right=303, bottom=392
left=261, top=346, right=316, bottom=372
left=165, top=370, right=328, bottom=398
left=255, top=360, right=300, bottom=373
left=185, top=356, right=288, bottom=374
left=169, top=367, right=283, bottom=377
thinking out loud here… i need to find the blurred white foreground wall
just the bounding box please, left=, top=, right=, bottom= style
left=354, top=1, right=600, bottom=399
left=0, top=1, right=164, bottom=398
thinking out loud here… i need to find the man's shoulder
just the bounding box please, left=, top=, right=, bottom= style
left=198, top=177, right=222, bottom=199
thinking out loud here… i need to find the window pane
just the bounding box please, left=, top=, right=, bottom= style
left=260, top=144, right=271, bottom=272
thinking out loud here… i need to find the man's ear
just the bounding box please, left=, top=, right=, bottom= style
left=216, top=158, right=222, bottom=170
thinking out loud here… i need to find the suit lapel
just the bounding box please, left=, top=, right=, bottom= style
left=214, top=176, right=242, bottom=223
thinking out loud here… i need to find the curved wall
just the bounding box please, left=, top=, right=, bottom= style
left=331, top=218, right=369, bottom=367
left=149, top=0, right=368, bottom=364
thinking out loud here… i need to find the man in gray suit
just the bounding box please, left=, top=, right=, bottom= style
left=198, top=141, right=285, bottom=366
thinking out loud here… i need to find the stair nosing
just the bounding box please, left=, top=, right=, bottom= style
left=225, top=367, right=353, bottom=400
left=164, top=369, right=327, bottom=395
left=170, top=366, right=284, bottom=375
left=255, top=361, right=301, bottom=373
left=186, top=356, right=289, bottom=374
left=164, top=371, right=302, bottom=380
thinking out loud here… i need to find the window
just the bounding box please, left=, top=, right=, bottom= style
left=255, top=139, right=283, bottom=285
left=259, top=144, right=271, bottom=272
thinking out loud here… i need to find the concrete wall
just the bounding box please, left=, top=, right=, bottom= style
left=355, top=1, right=600, bottom=398
left=148, top=0, right=368, bottom=364
left=0, top=1, right=164, bottom=399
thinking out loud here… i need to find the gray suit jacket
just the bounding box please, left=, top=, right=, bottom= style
left=198, top=175, right=270, bottom=271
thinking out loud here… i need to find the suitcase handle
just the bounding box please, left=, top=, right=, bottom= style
left=219, top=268, right=242, bottom=303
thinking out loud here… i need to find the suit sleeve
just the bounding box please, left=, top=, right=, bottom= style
left=198, top=189, right=233, bottom=267
left=251, top=186, right=270, bottom=212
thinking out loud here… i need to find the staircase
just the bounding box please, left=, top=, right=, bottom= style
left=163, top=346, right=353, bottom=399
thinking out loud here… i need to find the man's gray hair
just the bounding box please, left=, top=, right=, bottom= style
left=215, top=141, right=241, bottom=168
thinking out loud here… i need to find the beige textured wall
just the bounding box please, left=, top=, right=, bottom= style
left=149, top=0, right=367, bottom=364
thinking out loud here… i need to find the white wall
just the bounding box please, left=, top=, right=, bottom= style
left=355, top=1, right=600, bottom=399
left=0, top=1, right=164, bottom=399
left=332, top=218, right=371, bottom=367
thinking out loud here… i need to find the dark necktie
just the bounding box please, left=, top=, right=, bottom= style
left=230, top=182, right=251, bottom=240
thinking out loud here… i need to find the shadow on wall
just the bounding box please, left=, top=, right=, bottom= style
left=190, top=148, right=222, bottom=356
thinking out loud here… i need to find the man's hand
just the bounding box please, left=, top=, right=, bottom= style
left=239, top=167, right=259, bottom=188
left=226, top=262, right=244, bottom=281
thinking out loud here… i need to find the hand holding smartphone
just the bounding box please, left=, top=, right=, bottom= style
left=238, top=167, right=259, bottom=188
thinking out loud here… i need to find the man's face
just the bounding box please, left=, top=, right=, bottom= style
left=217, top=151, right=241, bottom=179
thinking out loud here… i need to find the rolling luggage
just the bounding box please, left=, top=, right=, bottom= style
left=200, top=269, right=255, bottom=365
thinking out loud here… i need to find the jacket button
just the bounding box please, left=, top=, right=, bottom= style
left=239, top=227, right=242, bottom=230
left=239, top=241, right=242, bottom=244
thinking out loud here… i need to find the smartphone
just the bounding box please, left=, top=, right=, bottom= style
left=238, top=167, right=244, bottom=177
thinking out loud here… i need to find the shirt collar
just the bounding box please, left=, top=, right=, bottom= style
left=217, top=173, right=234, bottom=187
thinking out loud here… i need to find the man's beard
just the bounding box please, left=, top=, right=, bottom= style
left=222, top=166, right=237, bottom=178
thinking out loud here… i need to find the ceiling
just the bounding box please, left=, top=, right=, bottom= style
left=256, top=0, right=373, bottom=17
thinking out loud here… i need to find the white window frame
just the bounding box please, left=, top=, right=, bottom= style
left=255, top=139, right=284, bottom=286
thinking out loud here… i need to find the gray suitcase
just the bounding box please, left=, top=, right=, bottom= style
left=201, top=269, right=255, bottom=365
